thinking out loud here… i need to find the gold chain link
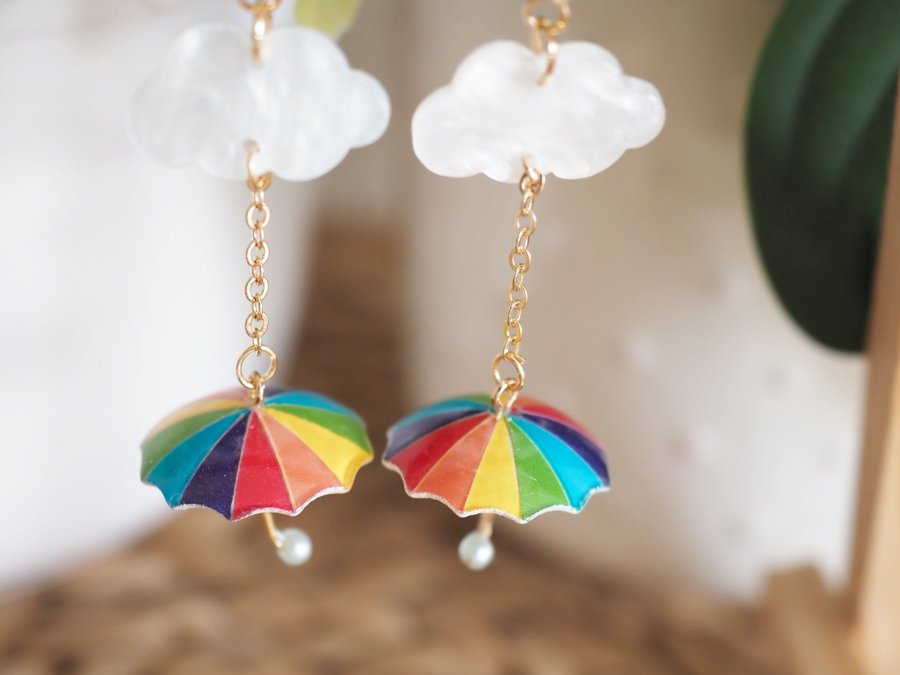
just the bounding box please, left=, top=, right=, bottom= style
left=236, top=144, right=278, bottom=403
left=492, top=160, right=546, bottom=414
left=522, top=0, right=572, bottom=84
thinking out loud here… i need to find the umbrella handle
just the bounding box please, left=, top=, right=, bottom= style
left=476, top=512, right=496, bottom=538
left=262, top=512, right=280, bottom=544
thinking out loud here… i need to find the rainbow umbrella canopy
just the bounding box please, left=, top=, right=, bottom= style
left=141, top=388, right=373, bottom=521
left=383, top=394, right=609, bottom=523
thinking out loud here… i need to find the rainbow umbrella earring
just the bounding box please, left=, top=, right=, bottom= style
left=131, top=0, right=390, bottom=565
left=386, top=0, right=665, bottom=569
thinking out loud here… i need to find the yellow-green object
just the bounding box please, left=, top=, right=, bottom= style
left=294, top=0, right=362, bottom=39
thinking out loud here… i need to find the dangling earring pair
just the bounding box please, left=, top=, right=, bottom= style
left=132, top=0, right=664, bottom=569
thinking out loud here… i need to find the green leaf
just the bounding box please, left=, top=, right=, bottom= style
left=294, top=0, right=362, bottom=39
left=746, top=0, right=900, bottom=352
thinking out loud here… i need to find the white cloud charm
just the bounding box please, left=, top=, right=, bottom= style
left=130, top=24, right=390, bottom=181
left=412, top=41, right=665, bottom=183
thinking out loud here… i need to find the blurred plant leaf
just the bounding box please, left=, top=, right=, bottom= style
left=746, top=0, right=900, bottom=352
left=294, top=0, right=362, bottom=39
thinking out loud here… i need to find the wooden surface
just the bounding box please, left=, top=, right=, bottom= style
left=0, top=230, right=789, bottom=674
left=848, top=81, right=900, bottom=675
left=765, top=568, right=864, bottom=675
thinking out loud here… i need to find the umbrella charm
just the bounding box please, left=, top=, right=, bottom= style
left=384, top=395, right=609, bottom=569
left=136, top=147, right=376, bottom=567
left=379, top=159, right=615, bottom=570
left=143, top=387, right=372, bottom=563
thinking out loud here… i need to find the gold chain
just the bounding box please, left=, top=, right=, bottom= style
left=522, top=0, right=572, bottom=84
left=236, top=144, right=278, bottom=403
left=492, top=160, right=546, bottom=414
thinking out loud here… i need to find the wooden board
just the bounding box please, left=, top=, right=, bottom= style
left=848, top=79, right=900, bottom=675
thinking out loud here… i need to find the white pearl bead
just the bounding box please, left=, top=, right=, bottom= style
left=274, top=528, right=313, bottom=567
left=458, top=530, right=495, bottom=571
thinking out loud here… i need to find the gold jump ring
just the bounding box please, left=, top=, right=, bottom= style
left=236, top=344, right=278, bottom=390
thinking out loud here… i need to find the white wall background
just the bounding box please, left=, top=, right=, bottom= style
left=399, top=0, right=865, bottom=600
left=0, top=0, right=868, bottom=601
left=0, top=0, right=316, bottom=588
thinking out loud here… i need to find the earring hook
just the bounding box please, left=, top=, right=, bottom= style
left=522, top=0, right=572, bottom=84
left=239, top=0, right=282, bottom=62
